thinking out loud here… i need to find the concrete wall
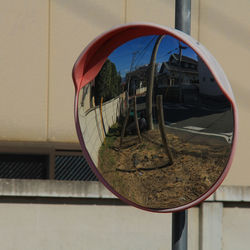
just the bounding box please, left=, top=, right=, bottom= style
left=0, top=0, right=48, bottom=141
left=78, top=96, right=121, bottom=165
left=0, top=180, right=249, bottom=250
left=0, top=202, right=174, bottom=250
left=0, top=200, right=248, bottom=250
left=198, top=0, right=250, bottom=186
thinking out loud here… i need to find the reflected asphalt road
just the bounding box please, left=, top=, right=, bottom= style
left=134, top=95, right=234, bottom=142
left=154, top=103, right=233, bottom=143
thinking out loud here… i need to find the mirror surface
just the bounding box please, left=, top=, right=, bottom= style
left=78, top=35, right=234, bottom=209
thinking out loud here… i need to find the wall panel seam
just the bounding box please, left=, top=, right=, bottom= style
left=46, top=0, right=51, bottom=140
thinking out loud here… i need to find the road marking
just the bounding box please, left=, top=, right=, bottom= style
left=166, top=125, right=233, bottom=144
left=220, top=132, right=233, bottom=136
left=166, top=122, right=176, bottom=125
left=183, top=126, right=204, bottom=131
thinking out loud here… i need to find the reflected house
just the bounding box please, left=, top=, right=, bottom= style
left=198, top=57, right=230, bottom=107
left=125, top=65, right=149, bottom=96
left=157, top=53, right=199, bottom=103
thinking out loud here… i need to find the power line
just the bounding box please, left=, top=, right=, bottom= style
left=133, top=36, right=158, bottom=69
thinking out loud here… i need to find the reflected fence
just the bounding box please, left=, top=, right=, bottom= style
left=78, top=93, right=124, bottom=165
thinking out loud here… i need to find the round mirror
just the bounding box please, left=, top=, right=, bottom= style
left=73, top=24, right=237, bottom=212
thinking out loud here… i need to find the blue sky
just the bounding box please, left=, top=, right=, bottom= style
left=108, top=35, right=198, bottom=77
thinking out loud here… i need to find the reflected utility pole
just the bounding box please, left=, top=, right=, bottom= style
left=172, top=1, right=191, bottom=250
left=146, top=35, right=164, bottom=130
left=175, top=0, right=191, bottom=35
left=127, top=51, right=138, bottom=97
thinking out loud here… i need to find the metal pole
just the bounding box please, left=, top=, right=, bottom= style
left=172, top=210, right=188, bottom=250
left=172, top=1, right=191, bottom=250
left=175, top=0, right=191, bottom=35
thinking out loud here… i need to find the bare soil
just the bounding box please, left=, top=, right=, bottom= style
left=98, top=127, right=231, bottom=209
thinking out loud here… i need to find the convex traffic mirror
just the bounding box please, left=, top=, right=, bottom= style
left=72, top=23, right=237, bottom=212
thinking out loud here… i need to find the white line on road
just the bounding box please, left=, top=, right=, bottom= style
left=183, top=126, right=204, bottom=131
left=166, top=125, right=232, bottom=143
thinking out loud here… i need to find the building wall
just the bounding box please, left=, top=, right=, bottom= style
left=0, top=200, right=248, bottom=250
left=0, top=0, right=49, bottom=141
left=0, top=181, right=249, bottom=250
left=0, top=202, right=174, bottom=250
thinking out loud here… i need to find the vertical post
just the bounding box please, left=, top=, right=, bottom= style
left=48, top=148, right=55, bottom=179
left=172, top=210, right=188, bottom=250
left=172, top=1, right=191, bottom=250
left=133, top=96, right=142, bottom=142
left=156, top=95, right=173, bottom=164
left=146, top=35, right=164, bottom=130
left=99, top=97, right=106, bottom=142
left=199, top=203, right=223, bottom=250
left=175, top=0, right=191, bottom=35
left=120, top=105, right=131, bottom=146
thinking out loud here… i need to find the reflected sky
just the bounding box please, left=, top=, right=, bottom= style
left=109, top=35, right=198, bottom=77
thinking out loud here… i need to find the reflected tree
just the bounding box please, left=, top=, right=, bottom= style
left=94, top=59, right=121, bottom=105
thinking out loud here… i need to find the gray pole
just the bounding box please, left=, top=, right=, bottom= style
left=175, top=0, right=191, bottom=35
left=172, top=210, right=188, bottom=250
left=172, top=1, right=191, bottom=250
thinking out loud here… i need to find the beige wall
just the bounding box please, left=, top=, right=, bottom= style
left=198, top=0, right=250, bottom=186
left=0, top=180, right=249, bottom=250
left=48, top=0, right=125, bottom=142
left=0, top=0, right=48, bottom=141
left=0, top=0, right=249, bottom=185
left=0, top=203, right=172, bottom=250
left=0, top=200, right=249, bottom=250
left=223, top=207, right=250, bottom=250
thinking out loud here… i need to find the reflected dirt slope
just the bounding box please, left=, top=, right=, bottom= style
left=98, top=126, right=231, bottom=209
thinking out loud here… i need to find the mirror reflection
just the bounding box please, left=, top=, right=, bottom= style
left=78, top=35, right=234, bottom=209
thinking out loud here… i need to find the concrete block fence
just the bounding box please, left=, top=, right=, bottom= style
left=78, top=97, right=122, bottom=165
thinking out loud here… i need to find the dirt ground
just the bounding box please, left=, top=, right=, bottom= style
left=98, top=126, right=231, bottom=209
